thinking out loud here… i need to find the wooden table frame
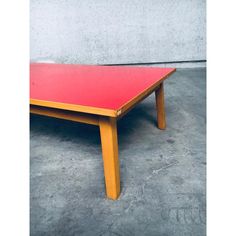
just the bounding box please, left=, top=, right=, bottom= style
left=30, top=69, right=175, bottom=200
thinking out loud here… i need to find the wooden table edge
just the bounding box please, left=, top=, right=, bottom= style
left=30, top=99, right=117, bottom=117
left=116, top=68, right=176, bottom=118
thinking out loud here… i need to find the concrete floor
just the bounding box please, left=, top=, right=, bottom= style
left=30, top=68, right=206, bottom=236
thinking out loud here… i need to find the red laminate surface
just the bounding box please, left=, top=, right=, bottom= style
left=30, top=63, right=175, bottom=110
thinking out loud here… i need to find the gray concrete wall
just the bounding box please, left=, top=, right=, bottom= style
left=30, top=0, right=206, bottom=65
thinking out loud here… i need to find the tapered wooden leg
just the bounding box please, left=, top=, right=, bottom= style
left=99, top=116, right=120, bottom=200
left=155, top=82, right=166, bottom=129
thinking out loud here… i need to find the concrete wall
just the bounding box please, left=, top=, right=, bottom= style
left=30, top=0, right=206, bottom=65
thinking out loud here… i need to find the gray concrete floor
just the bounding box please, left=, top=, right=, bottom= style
left=30, top=68, right=206, bottom=236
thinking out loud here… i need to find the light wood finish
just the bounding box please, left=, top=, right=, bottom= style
left=30, top=105, right=99, bottom=126
left=30, top=99, right=117, bottom=117
left=155, top=82, right=166, bottom=129
left=99, top=117, right=120, bottom=200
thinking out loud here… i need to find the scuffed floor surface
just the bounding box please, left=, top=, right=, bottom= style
left=30, top=68, right=206, bottom=236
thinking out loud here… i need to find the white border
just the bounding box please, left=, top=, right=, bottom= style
left=0, top=1, right=29, bottom=235
left=207, top=0, right=236, bottom=235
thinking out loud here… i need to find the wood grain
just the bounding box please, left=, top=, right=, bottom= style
left=155, top=82, right=166, bottom=129
left=99, top=116, right=120, bottom=200
left=30, top=105, right=99, bottom=126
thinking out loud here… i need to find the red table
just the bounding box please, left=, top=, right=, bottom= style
left=30, top=63, right=176, bottom=200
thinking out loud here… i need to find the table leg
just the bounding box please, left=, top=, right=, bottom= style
left=155, top=82, right=166, bottom=129
left=99, top=116, right=120, bottom=200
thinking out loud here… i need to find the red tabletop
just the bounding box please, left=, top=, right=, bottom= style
left=30, top=63, right=175, bottom=111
